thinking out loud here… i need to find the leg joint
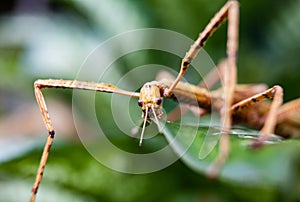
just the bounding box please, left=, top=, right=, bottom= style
left=272, top=85, right=283, bottom=94
left=49, top=130, right=55, bottom=138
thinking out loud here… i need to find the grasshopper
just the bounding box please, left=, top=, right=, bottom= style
left=30, top=1, right=300, bottom=201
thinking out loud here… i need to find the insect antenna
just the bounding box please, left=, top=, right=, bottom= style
left=151, top=105, right=162, bottom=133
left=139, top=105, right=149, bottom=146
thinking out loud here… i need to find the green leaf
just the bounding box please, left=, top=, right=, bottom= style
left=0, top=141, right=230, bottom=202
left=161, top=120, right=300, bottom=198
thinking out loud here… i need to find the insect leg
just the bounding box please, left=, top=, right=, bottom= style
left=31, top=79, right=139, bottom=202
left=276, top=98, right=300, bottom=138
left=207, top=0, right=239, bottom=178
left=30, top=83, right=55, bottom=202
left=164, top=1, right=238, bottom=97
left=231, top=85, right=284, bottom=146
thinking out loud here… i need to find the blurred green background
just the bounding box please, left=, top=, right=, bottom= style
left=0, top=0, right=300, bottom=202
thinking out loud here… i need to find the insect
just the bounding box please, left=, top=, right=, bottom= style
left=30, top=0, right=300, bottom=201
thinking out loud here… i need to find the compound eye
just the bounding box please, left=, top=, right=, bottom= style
left=155, top=97, right=162, bottom=105
left=137, top=99, right=143, bottom=107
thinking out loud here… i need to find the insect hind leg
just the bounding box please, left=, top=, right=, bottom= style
left=231, top=85, right=284, bottom=147
left=276, top=98, right=300, bottom=138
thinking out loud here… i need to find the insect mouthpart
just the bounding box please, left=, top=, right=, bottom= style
left=138, top=99, right=163, bottom=119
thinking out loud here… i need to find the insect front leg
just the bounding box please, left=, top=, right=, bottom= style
left=31, top=79, right=139, bottom=202
left=206, top=1, right=239, bottom=178
left=158, top=1, right=240, bottom=178
left=31, top=82, right=56, bottom=202
left=163, top=1, right=238, bottom=97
